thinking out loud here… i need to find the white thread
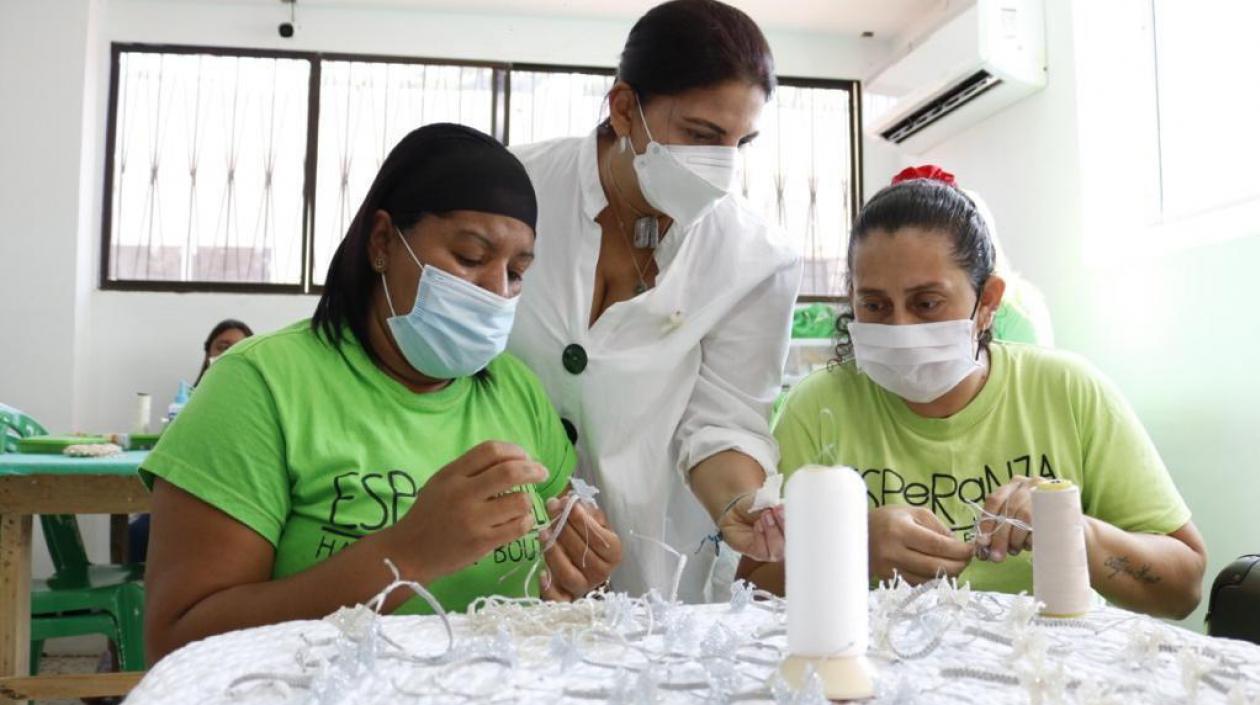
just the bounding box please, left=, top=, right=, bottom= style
left=628, top=530, right=687, bottom=603
left=815, top=408, right=840, bottom=467
left=368, top=559, right=455, bottom=662
left=134, top=392, right=152, bottom=434
left=226, top=671, right=309, bottom=697
left=497, top=480, right=607, bottom=596
left=964, top=499, right=1033, bottom=554
left=1030, top=481, right=1092, bottom=617
left=207, top=571, right=1260, bottom=705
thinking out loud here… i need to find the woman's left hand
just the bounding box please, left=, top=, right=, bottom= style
left=720, top=498, right=786, bottom=562
left=538, top=495, right=622, bottom=602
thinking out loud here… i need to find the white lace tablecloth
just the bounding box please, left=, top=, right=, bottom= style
left=126, top=583, right=1260, bottom=705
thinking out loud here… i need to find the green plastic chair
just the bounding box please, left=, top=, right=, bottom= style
left=0, top=403, right=147, bottom=673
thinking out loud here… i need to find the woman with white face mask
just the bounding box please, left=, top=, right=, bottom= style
left=141, top=124, right=621, bottom=663
left=738, top=179, right=1207, bottom=620
left=509, top=0, right=800, bottom=602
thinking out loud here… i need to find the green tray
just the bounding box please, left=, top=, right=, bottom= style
left=128, top=433, right=162, bottom=450
left=15, top=436, right=111, bottom=454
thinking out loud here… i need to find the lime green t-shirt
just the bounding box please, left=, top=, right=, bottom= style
left=773, top=341, right=1190, bottom=595
left=142, top=320, right=575, bottom=613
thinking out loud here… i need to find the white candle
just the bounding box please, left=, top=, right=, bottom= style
left=1032, top=479, right=1092, bottom=617
left=781, top=464, right=875, bottom=699
left=786, top=464, right=868, bottom=657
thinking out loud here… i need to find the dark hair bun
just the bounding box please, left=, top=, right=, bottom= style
left=618, top=0, right=775, bottom=102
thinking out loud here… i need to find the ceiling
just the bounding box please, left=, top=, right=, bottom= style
left=285, top=0, right=956, bottom=37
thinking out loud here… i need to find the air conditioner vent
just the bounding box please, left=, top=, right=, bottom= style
left=879, top=70, right=1004, bottom=144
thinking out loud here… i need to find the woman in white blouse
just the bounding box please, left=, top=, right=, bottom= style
left=509, top=0, right=800, bottom=602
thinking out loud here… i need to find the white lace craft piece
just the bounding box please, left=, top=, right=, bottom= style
left=128, top=579, right=1260, bottom=705
left=62, top=442, right=123, bottom=458
left=569, top=478, right=600, bottom=506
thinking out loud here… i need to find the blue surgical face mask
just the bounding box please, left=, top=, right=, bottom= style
left=381, top=227, right=518, bottom=379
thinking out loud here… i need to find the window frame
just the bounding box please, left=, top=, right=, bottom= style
left=100, top=45, right=862, bottom=296
left=100, top=43, right=510, bottom=294
left=771, top=75, right=863, bottom=304
left=503, top=62, right=617, bottom=147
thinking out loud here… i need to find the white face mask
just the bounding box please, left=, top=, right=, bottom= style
left=630, top=99, right=738, bottom=230
left=847, top=319, right=982, bottom=403
left=206, top=355, right=221, bottom=366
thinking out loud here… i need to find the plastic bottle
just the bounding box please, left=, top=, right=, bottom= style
left=162, top=381, right=192, bottom=428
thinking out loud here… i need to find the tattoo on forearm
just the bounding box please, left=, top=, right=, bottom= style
left=1103, top=555, right=1161, bottom=585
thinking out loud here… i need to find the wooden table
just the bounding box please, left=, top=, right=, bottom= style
left=0, top=451, right=150, bottom=702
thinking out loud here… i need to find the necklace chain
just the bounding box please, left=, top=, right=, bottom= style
left=601, top=150, right=653, bottom=294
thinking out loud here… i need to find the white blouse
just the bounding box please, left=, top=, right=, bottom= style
left=509, top=131, right=801, bottom=602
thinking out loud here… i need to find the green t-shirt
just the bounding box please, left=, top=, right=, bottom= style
left=142, top=320, right=575, bottom=614
left=773, top=341, right=1190, bottom=595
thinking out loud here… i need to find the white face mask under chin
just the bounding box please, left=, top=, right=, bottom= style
left=628, top=99, right=738, bottom=230
left=847, top=319, right=983, bottom=404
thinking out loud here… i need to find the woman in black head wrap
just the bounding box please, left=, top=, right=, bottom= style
left=142, top=124, right=621, bottom=663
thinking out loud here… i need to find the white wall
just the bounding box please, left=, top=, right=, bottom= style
left=0, top=0, right=113, bottom=639
left=104, top=0, right=890, bottom=78
left=0, top=0, right=100, bottom=434
left=909, top=3, right=1083, bottom=299
left=77, top=293, right=313, bottom=432
left=1, top=0, right=892, bottom=581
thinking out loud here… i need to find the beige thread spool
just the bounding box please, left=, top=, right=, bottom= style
left=1031, top=479, right=1092, bottom=617
left=134, top=392, right=152, bottom=434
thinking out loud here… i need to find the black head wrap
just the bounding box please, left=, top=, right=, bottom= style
left=312, top=123, right=536, bottom=360
left=380, top=123, right=537, bottom=229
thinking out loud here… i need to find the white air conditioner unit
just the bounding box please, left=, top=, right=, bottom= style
left=867, top=0, right=1046, bottom=153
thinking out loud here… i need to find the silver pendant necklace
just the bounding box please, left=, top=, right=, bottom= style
left=602, top=146, right=653, bottom=295
left=633, top=216, right=660, bottom=249
left=611, top=206, right=651, bottom=295
left=608, top=137, right=660, bottom=251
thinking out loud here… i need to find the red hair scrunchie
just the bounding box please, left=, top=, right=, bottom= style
left=891, top=164, right=957, bottom=187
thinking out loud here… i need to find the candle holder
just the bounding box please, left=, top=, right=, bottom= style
left=781, top=653, right=875, bottom=700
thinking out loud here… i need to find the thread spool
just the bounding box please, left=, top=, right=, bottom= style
left=1031, top=479, right=1092, bottom=618
left=134, top=392, right=152, bottom=434
left=781, top=465, right=875, bottom=699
